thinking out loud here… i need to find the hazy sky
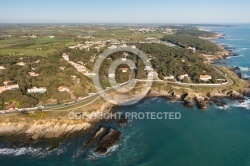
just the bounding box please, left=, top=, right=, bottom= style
left=1, top=0, right=249, bottom=23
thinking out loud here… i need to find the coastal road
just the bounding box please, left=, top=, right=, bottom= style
left=137, top=65, right=234, bottom=88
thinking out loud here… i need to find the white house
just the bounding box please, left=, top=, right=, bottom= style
left=0, top=66, right=6, bottom=70
left=58, top=86, right=70, bottom=92
left=145, top=66, right=153, bottom=71
left=132, top=45, right=137, bottom=49
left=120, top=68, right=129, bottom=73
left=108, top=45, right=117, bottom=49
left=27, top=87, right=46, bottom=93
left=200, top=75, right=212, bottom=81
left=148, top=71, right=158, bottom=79
left=29, top=72, right=39, bottom=77
left=108, top=73, right=115, bottom=78
left=164, top=75, right=175, bottom=80
left=178, top=74, right=189, bottom=80
left=16, top=62, right=25, bottom=66
left=5, top=84, right=19, bottom=90
left=3, top=80, right=11, bottom=86
left=62, top=53, right=69, bottom=61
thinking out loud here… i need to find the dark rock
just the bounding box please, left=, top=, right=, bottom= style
left=95, top=128, right=122, bottom=155
left=243, top=88, right=250, bottom=97
left=227, top=90, right=244, bottom=100
left=214, top=100, right=226, bottom=107
left=183, top=98, right=194, bottom=108
left=195, top=99, right=208, bottom=110
left=83, top=127, right=107, bottom=149
left=118, top=115, right=128, bottom=126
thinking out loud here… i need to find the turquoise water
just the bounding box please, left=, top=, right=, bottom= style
left=1, top=25, right=250, bottom=165
left=1, top=98, right=250, bottom=166
left=206, top=24, right=250, bottom=78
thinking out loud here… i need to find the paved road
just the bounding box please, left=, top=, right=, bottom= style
left=137, top=65, right=234, bottom=88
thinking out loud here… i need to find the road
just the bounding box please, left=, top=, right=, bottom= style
left=137, top=65, right=234, bottom=88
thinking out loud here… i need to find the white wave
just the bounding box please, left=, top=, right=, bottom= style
left=239, top=48, right=249, bottom=51
left=0, top=147, right=42, bottom=156
left=216, top=105, right=230, bottom=110
left=227, top=38, right=244, bottom=41
left=242, top=74, right=250, bottom=79
left=230, top=97, right=250, bottom=110
left=239, top=67, right=250, bottom=71
left=227, top=54, right=244, bottom=59
left=87, top=143, right=120, bottom=160
left=107, top=144, right=119, bottom=153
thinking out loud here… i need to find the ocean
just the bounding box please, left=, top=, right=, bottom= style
left=1, top=24, right=250, bottom=166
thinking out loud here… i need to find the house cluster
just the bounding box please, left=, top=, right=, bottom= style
left=69, top=40, right=106, bottom=51
left=129, top=27, right=158, bottom=34
left=0, top=80, right=19, bottom=94
left=164, top=74, right=212, bottom=82
left=108, top=44, right=137, bottom=49
left=21, top=35, right=37, bottom=38
left=27, top=87, right=46, bottom=93
left=162, top=28, right=175, bottom=34
left=62, top=53, right=96, bottom=77
left=69, top=39, right=132, bottom=52
left=139, top=39, right=176, bottom=47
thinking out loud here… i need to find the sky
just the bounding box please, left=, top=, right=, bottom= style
left=0, top=0, right=250, bottom=23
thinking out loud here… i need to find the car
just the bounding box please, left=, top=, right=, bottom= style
left=37, top=105, right=44, bottom=109
left=7, top=107, right=18, bottom=113
left=0, top=111, right=5, bottom=114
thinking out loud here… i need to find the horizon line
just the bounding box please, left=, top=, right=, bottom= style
left=0, top=22, right=249, bottom=25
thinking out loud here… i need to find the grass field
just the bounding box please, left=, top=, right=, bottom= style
left=0, top=37, right=80, bottom=56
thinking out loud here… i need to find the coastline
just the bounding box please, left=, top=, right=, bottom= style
left=0, top=30, right=249, bottom=153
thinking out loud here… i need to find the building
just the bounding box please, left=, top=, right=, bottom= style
left=29, top=72, right=39, bottom=77
left=3, top=80, right=11, bottom=86
left=0, top=66, right=6, bottom=70
left=200, top=75, right=212, bottom=81
left=27, top=87, right=46, bottom=93
left=16, top=62, right=25, bottom=66
left=71, top=75, right=77, bottom=80
left=108, top=45, right=117, bottom=49
left=178, top=74, right=189, bottom=80
left=0, top=80, right=19, bottom=93
left=58, top=86, right=70, bottom=92
left=164, top=75, right=175, bottom=80
left=120, top=68, right=129, bottom=73
left=59, top=66, right=66, bottom=71
left=5, top=84, right=19, bottom=90
left=144, top=66, right=153, bottom=71
left=148, top=71, right=158, bottom=79
left=187, top=46, right=196, bottom=53
left=62, top=53, right=69, bottom=61
left=108, top=73, right=115, bottom=78
left=121, top=44, right=128, bottom=47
